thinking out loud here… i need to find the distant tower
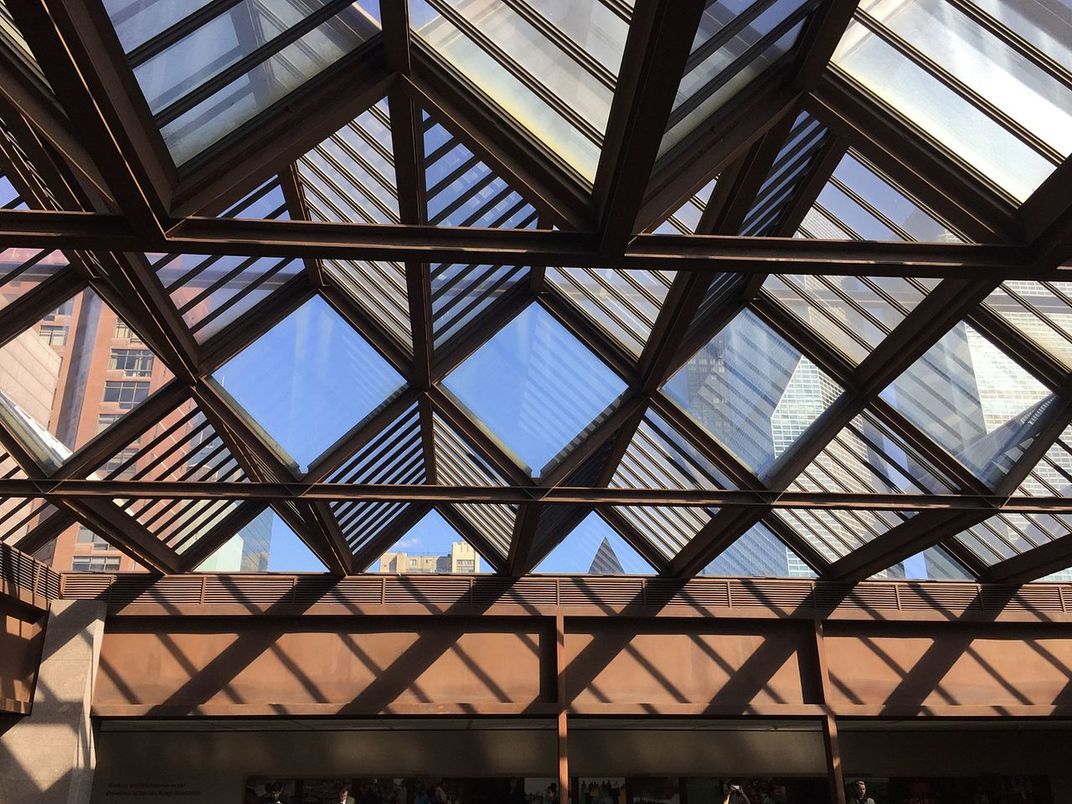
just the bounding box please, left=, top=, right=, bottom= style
left=588, top=536, right=625, bottom=575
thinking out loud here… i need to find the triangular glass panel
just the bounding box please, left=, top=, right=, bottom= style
left=702, top=522, right=815, bottom=578
left=0, top=249, right=69, bottom=306
left=213, top=295, right=406, bottom=472
left=954, top=423, right=1072, bottom=566
left=263, top=511, right=327, bottom=573
left=422, top=111, right=539, bottom=227
left=444, top=303, right=628, bottom=478
left=832, top=3, right=1072, bottom=203
left=799, top=150, right=966, bottom=243
left=84, top=395, right=250, bottom=555
left=880, top=323, right=1057, bottom=487
left=653, top=177, right=718, bottom=234
left=774, top=507, right=913, bottom=565
left=370, top=509, right=483, bottom=574
left=102, top=0, right=382, bottom=166
left=297, top=99, right=398, bottom=224
left=432, top=412, right=515, bottom=559
left=740, top=111, right=828, bottom=237
left=0, top=164, right=23, bottom=208
left=660, top=0, right=817, bottom=159
left=762, top=275, right=939, bottom=365
left=866, top=546, right=972, bottom=581
left=325, top=402, right=426, bottom=557
left=983, top=281, right=1072, bottom=370
left=0, top=287, right=174, bottom=459
left=610, top=410, right=733, bottom=560
left=195, top=506, right=277, bottom=572
left=431, top=264, right=529, bottom=348
left=536, top=513, right=653, bottom=575
left=545, top=268, right=676, bottom=358
left=410, top=1, right=631, bottom=182
left=663, top=308, right=845, bottom=476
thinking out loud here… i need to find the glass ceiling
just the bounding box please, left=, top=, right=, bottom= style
left=832, top=0, right=1072, bottom=203
left=103, top=0, right=383, bottom=166
left=1, top=1, right=1072, bottom=585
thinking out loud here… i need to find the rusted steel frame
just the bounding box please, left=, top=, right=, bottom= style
left=0, top=210, right=1043, bottom=274
left=592, top=0, right=705, bottom=252
left=278, top=163, right=324, bottom=287
left=986, top=533, right=1072, bottom=585
left=506, top=502, right=542, bottom=577
left=12, top=481, right=1072, bottom=513
left=12, top=0, right=171, bottom=234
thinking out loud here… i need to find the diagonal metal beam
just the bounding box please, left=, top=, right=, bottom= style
left=593, top=0, right=705, bottom=252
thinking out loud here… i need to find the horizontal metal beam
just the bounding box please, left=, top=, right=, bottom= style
left=0, top=210, right=1045, bottom=278
left=2, top=479, right=1068, bottom=513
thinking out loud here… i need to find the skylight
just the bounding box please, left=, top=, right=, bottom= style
left=444, top=303, right=627, bottom=477
left=536, top=512, right=653, bottom=575
left=102, top=0, right=383, bottom=165
left=880, top=323, right=1056, bottom=486
left=663, top=309, right=845, bottom=476
left=831, top=0, right=1072, bottom=203
left=409, top=0, right=631, bottom=181
left=213, top=295, right=406, bottom=472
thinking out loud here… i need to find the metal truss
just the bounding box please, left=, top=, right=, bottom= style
left=1, top=0, right=1072, bottom=585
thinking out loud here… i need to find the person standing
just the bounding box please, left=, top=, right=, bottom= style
left=850, top=780, right=876, bottom=804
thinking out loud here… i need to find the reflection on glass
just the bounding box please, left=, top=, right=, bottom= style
left=444, top=304, right=627, bottom=477
left=103, top=0, right=382, bottom=164
left=213, top=295, right=405, bottom=472
left=661, top=0, right=813, bottom=158
left=703, top=522, right=815, bottom=577
left=832, top=0, right=1069, bottom=203
left=536, top=512, right=653, bottom=574
left=663, top=309, right=844, bottom=475
left=410, top=0, right=630, bottom=180
left=0, top=288, right=173, bottom=458
left=880, top=323, right=1055, bottom=486
left=984, top=281, right=1072, bottom=370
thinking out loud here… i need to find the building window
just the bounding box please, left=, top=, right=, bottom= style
left=75, top=527, right=114, bottom=551
left=41, top=298, right=74, bottom=322
left=97, top=413, right=123, bottom=433
left=38, top=324, right=68, bottom=345
left=102, top=447, right=140, bottom=477
left=102, top=380, right=149, bottom=409
left=113, top=320, right=143, bottom=343
left=109, top=348, right=154, bottom=377
left=71, top=556, right=120, bottom=572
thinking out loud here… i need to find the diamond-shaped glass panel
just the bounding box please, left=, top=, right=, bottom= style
left=194, top=507, right=276, bottom=572
left=880, top=323, right=1056, bottom=486
left=663, top=308, right=844, bottom=475
left=444, top=304, right=627, bottom=477
left=653, top=177, right=718, bottom=234
left=866, top=545, right=972, bottom=581
left=536, top=512, right=653, bottom=575
left=213, top=295, right=405, bottom=472
left=371, top=509, right=484, bottom=574
left=0, top=288, right=173, bottom=461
